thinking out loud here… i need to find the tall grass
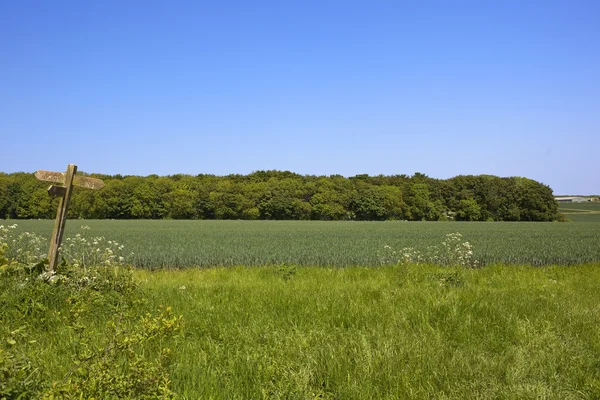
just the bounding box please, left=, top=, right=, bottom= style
left=3, top=263, right=600, bottom=398
left=136, top=264, right=600, bottom=399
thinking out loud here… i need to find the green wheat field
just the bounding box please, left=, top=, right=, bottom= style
left=9, top=218, right=600, bottom=268
left=558, top=202, right=600, bottom=222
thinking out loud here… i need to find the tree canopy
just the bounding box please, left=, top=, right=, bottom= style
left=0, top=171, right=559, bottom=221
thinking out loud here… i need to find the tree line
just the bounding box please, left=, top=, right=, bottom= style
left=0, top=171, right=559, bottom=221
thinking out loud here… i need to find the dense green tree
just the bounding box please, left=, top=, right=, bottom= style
left=405, top=183, right=446, bottom=221
left=350, top=184, right=404, bottom=221
left=310, top=178, right=350, bottom=220
left=456, top=198, right=482, bottom=221
left=0, top=178, right=8, bottom=219
left=166, top=188, right=196, bottom=219
left=0, top=171, right=560, bottom=222
left=513, top=177, right=558, bottom=221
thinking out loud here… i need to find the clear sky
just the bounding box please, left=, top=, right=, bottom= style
left=1, top=1, right=598, bottom=194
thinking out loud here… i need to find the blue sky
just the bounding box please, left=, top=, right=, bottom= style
left=1, top=1, right=598, bottom=194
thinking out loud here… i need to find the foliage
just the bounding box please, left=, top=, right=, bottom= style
left=0, top=228, right=182, bottom=399
left=0, top=171, right=560, bottom=221
left=44, top=306, right=181, bottom=400
left=0, top=326, right=44, bottom=400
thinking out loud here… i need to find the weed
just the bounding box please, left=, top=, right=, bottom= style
left=381, top=232, right=480, bottom=268
left=277, top=264, right=297, bottom=281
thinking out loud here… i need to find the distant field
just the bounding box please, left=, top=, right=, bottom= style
left=6, top=220, right=600, bottom=268
left=559, top=202, right=600, bottom=222
left=558, top=202, right=600, bottom=211
left=563, top=214, right=600, bottom=223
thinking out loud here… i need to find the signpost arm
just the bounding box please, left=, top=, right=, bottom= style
left=47, top=164, right=77, bottom=272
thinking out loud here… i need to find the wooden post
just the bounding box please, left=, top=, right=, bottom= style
left=47, top=164, right=77, bottom=272
left=35, top=164, right=105, bottom=272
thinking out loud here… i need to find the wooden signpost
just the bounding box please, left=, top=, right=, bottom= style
left=35, top=164, right=105, bottom=272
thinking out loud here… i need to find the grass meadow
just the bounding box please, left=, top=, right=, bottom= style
left=8, top=219, right=600, bottom=268
left=7, top=264, right=600, bottom=399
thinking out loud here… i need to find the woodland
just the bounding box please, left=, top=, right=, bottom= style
left=0, top=171, right=559, bottom=222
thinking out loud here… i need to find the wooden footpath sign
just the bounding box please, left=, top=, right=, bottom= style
left=35, top=164, right=105, bottom=272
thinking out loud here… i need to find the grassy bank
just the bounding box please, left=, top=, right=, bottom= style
left=6, top=263, right=599, bottom=399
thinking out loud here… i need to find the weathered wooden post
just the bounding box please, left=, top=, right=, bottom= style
left=35, top=164, right=105, bottom=272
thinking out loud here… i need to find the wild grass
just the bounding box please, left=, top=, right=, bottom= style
left=145, top=264, right=600, bottom=398
left=7, top=219, right=600, bottom=267
left=3, top=262, right=600, bottom=398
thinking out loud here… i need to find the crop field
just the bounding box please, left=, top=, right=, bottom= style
left=559, top=202, right=600, bottom=222
left=558, top=202, right=600, bottom=212
left=7, top=219, right=600, bottom=268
